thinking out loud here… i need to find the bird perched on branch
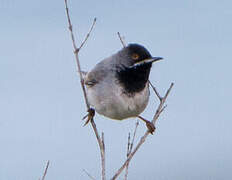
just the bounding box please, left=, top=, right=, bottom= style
left=83, top=44, right=162, bottom=134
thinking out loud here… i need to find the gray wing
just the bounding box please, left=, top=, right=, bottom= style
left=84, top=58, right=113, bottom=87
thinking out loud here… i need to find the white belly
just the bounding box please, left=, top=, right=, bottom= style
left=86, top=83, right=150, bottom=120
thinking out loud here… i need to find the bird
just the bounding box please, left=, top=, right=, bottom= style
left=83, top=43, right=162, bottom=134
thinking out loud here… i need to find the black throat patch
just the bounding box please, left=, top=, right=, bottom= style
left=116, top=63, right=152, bottom=95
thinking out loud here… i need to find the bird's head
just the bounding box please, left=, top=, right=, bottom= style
left=119, top=43, right=163, bottom=68
left=116, top=43, right=163, bottom=94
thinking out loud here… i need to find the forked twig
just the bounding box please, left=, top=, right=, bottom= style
left=64, top=0, right=90, bottom=109
left=86, top=120, right=106, bottom=180
left=152, top=83, right=174, bottom=125
left=115, top=33, right=174, bottom=179
left=116, top=32, right=174, bottom=180
left=124, top=121, right=139, bottom=180
left=64, top=1, right=105, bottom=180
left=79, top=18, right=97, bottom=51
left=111, top=83, right=174, bottom=180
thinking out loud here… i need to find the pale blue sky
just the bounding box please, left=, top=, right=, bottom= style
left=0, top=0, right=232, bottom=179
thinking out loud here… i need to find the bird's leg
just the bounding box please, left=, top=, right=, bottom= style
left=82, top=108, right=95, bottom=126
left=137, top=115, right=156, bottom=134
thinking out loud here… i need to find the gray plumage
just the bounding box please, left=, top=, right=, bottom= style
left=84, top=44, right=162, bottom=120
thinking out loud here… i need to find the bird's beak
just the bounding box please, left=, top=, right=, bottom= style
left=133, top=57, right=163, bottom=66
left=149, top=57, right=163, bottom=63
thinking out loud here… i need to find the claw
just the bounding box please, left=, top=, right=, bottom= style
left=145, top=121, right=156, bottom=134
left=82, top=108, right=95, bottom=126
left=137, top=116, right=156, bottom=134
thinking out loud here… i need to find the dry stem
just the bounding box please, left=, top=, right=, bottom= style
left=149, top=80, right=162, bottom=101
left=64, top=1, right=105, bottom=180
left=124, top=121, right=139, bottom=180
left=116, top=33, right=173, bottom=180
left=117, top=32, right=126, bottom=47
left=83, top=169, right=96, bottom=180
left=41, top=161, right=49, bottom=180
left=111, top=83, right=174, bottom=180
left=64, top=0, right=89, bottom=109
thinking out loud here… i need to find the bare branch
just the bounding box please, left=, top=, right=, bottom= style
left=112, top=133, right=149, bottom=180
left=149, top=80, right=162, bottom=101
left=101, top=132, right=106, bottom=180
left=41, top=161, right=50, bottom=180
left=83, top=169, right=96, bottom=180
left=64, top=1, right=106, bottom=180
left=89, top=119, right=106, bottom=180
left=127, top=133, right=131, bottom=157
left=160, top=104, right=167, bottom=114
left=124, top=133, right=130, bottom=180
left=64, top=0, right=90, bottom=109
left=79, top=18, right=97, bottom=51
left=117, top=32, right=126, bottom=47
left=163, top=83, right=174, bottom=101
left=130, top=121, right=139, bottom=152
left=111, top=83, right=174, bottom=180
left=152, top=83, right=174, bottom=125
left=124, top=121, right=139, bottom=180
left=65, top=1, right=174, bottom=179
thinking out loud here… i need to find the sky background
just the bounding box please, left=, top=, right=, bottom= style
left=0, top=0, right=232, bottom=179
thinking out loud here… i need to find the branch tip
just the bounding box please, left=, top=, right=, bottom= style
left=64, top=1, right=105, bottom=179
left=117, top=32, right=126, bottom=47
left=64, top=1, right=173, bottom=179
left=148, top=80, right=162, bottom=101
left=79, top=18, right=97, bottom=51
left=41, top=160, right=50, bottom=180
left=83, top=169, right=96, bottom=180
left=112, top=82, right=173, bottom=179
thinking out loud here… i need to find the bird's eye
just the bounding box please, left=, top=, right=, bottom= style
left=131, top=53, right=139, bottom=60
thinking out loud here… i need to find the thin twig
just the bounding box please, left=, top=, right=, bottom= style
left=101, top=132, right=106, bottom=180
left=117, top=32, right=126, bottom=47
left=117, top=32, right=172, bottom=178
left=152, top=83, right=174, bottom=125
left=111, top=83, right=174, bottom=180
left=64, top=0, right=91, bottom=109
left=124, top=133, right=130, bottom=180
left=79, top=18, right=97, bottom=51
left=124, top=121, right=139, bottom=180
left=127, top=133, right=131, bottom=157
left=149, top=80, right=162, bottom=101
left=83, top=169, right=96, bottom=180
left=64, top=1, right=106, bottom=180
left=160, top=104, right=167, bottom=114
left=88, top=120, right=106, bottom=180
left=41, top=161, right=50, bottom=180
left=130, top=121, right=139, bottom=152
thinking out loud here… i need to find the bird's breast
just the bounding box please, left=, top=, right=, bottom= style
left=86, top=82, right=150, bottom=120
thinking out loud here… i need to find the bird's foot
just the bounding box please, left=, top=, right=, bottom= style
left=82, top=108, right=95, bottom=126
left=145, top=121, right=156, bottom=134
left=137, top=116, right=156, bottom=134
